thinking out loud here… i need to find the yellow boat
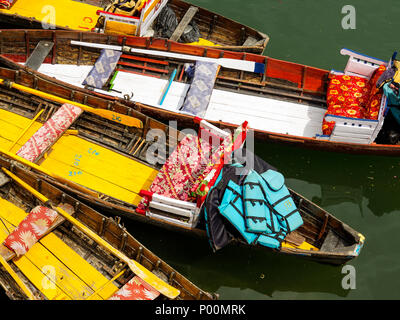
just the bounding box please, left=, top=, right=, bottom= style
left=0, top=56, right=365, bottom=265
left=0, top=156, right=216, bottom=300
left=0, top=0, right=268, bottom=53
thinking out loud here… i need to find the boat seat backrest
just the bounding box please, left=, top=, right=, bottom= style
left=3, top=206, right=59, bottom=257
left=341, top=48, right=388, bottom=79
left=16, top=104, right=82, bottom=163
left=180, top=61, right=220, bottom=117
left=83, top=49, right=122, bottom=90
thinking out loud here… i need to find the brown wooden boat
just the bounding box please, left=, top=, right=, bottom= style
left=0, top=157, right=216, bottom=300
left=0, top=29, right=396, bottom=155
left=0, top=53, right=365, bottom=265
left=0, top=0, right=269, bottom=53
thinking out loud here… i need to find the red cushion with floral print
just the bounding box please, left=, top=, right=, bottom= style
left=0, top=0, right=14, bottom=9
left=364, top=65, right=387, bottom=120
left=16, top=104, right=83, bottom=163
left=327, top=74, right=370, bottom=109
left=109, top=276, right=160, bottom=300
left=323, top=65, right=387, bottom=134
left=141, top=134, right=213, bottom=203
left=3, top=206, right=58, bottom=256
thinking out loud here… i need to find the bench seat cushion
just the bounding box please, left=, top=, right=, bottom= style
left=323, top=66, right=386, bottom=135
left=3, top=206, right=58, bottom=256
left=109, top=276, right=160, bottom=300
left=16, top=104, right=82, bottom=162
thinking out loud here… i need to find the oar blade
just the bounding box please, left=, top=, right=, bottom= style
left=93, top=108, right=143, bottom=128
left=128, top=260, right=180, bottom=299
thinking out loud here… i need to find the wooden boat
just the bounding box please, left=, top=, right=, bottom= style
left=0, top=0, right=269, bottom=53
left=0, top=158, right=216, bottom=300
left=0, top=29, right=396, bottom=155
left=0, top=55, right=364, bottom=265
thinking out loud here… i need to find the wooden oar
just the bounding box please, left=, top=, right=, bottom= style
left=159, top=68, right=177, bottom=105
left=8, top=109, right=44, bottom=152
left=2, top=168, right=180, bottom=299
left=0, top=254, right=37, bottom=300
left=0, top=217, right=37, bottom=300
left=0, top=79, right=143, bottom=128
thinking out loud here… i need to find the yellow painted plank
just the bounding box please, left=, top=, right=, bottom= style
left=40, top=135, right=157, bottom=203
left=0, top=198, right=118, bottom=300
left=39, top=233, right=118, bottom=299
left=2, top=0, right=100, bottom=31
left=0, top=108, right=159, bottom=205
left=12, top=255, right=71, bottom=300
left=40, top=157, right=144, bottom=205
left=0, top=203, right=71, bottom=299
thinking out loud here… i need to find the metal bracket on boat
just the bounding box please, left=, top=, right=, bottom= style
left=25, top=41, right=54, bottom=71
left=0, top=171, right=10, bottom=187
left=123, top=92, right=134, bottom=101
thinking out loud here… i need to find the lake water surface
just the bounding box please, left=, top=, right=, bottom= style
left=1, top=0, right=400, bottom=301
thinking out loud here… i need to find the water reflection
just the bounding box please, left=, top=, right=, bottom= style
left=124, top=220, right=350, bottom=299
left=254, top=141, right=400, bottom=217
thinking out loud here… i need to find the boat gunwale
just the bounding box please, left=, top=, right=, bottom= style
left=0, top=157, right=215, bottom=300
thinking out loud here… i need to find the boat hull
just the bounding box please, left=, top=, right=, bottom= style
left=0, top=29, right=396, bottom=155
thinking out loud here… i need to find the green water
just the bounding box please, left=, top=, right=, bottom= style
left=124, top=0, right=400, bottom=300
left=1, top=0, right=400, bottom=301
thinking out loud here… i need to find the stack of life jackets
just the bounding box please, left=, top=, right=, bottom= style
left=202, top=160, right=304, bottom=251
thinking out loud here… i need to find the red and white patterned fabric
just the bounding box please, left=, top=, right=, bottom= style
left=109, top=276, right=160, bottom=300
left=0, top=0, right=14, bottom=9
left=141, top=134, right=214, bottom=204
left=16, top=104, right=82, bottom=162
left=137, top=122, right=248, bottom=213
left=323, top=65, right=387, bottom=135
left=3, top=206, right=59, bottom=256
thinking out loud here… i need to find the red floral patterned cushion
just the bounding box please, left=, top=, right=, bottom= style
left=364, top=65, right=386, bottom=120
left=109, top=276, right=160, bottom=300
left=143, top=134, right=213, bottom=203
left=323, top=65, right=387, bottom=134
left=322, top=118, right=336, bottom=136
left=0, top=0, right=14, bottom=9
left=3, top=206, right=58, bottom=256
left=327, top=74, right=370, bottom=109
left=16, top=104, right=83, bottom=162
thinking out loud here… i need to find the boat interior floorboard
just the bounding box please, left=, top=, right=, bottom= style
left=36, top=63, right=326, bottom=138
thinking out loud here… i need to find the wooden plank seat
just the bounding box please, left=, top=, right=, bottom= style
left=170, top=6, right=199, bottom=42
left=0, top=199, right=119, bottom=299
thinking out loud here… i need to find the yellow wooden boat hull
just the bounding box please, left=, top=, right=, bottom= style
left=1, top=0, right=100, bottom=31
left=0, top=108, right=157, bottom=207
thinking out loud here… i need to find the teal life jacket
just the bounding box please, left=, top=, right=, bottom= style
left=218, top=179, right=284, bottom=249
left=258, top=170, right=303, bottom=233
left=243, top=170, right=279, bottom=234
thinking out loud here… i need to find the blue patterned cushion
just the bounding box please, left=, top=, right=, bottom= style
left=83, top=49, right=122, bottom=89
left=180, top=61, right=219, bottom=117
